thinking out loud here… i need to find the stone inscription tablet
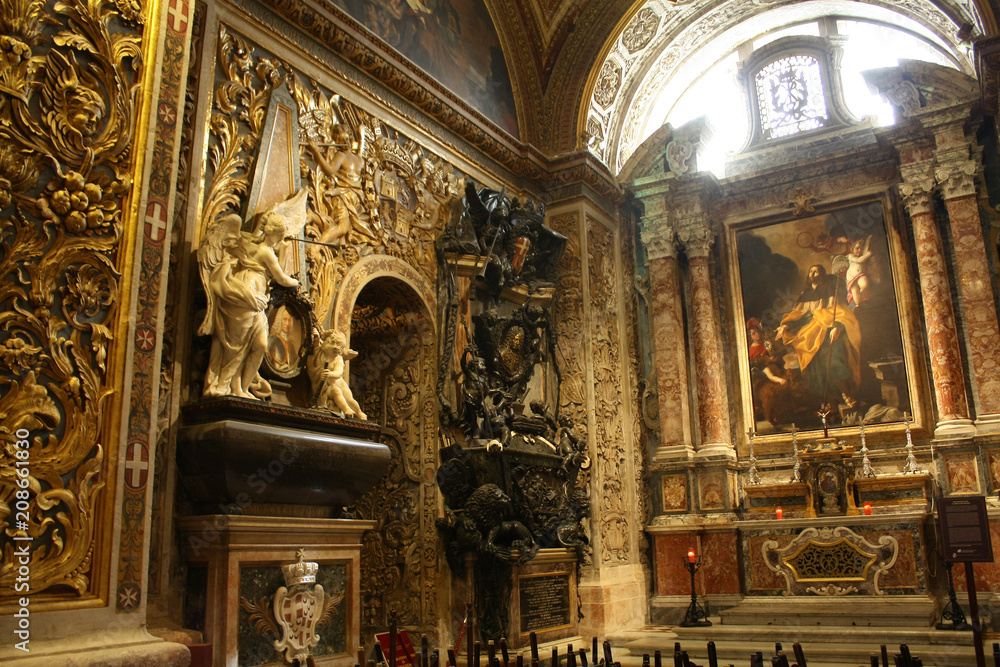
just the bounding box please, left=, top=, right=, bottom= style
left=519, top=573, right=571, bottom=634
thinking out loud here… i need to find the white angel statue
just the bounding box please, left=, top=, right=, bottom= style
left=198, top=189, right=307, bottom=399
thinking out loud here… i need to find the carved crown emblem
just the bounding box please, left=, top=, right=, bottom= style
left=282, top=548, right=318, bottom=587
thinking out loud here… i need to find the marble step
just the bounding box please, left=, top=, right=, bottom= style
left=616, top=623, right=985, bottom=667
left=717, top=597, right=939, bottom=628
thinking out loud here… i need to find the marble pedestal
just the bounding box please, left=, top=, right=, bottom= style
left=179, top=515, right=373, bottom=667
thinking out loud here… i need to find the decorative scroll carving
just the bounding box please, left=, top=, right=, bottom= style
left=640, top=225, right=677, bottom=261
left=898, top=179, right=936, bottom=216
left=588, top=220, right=629, bottom=564
left=676, top=219, right=714, bottom=259
left=935, top=160, right=978, bottom=200
left=762, top=526, right=898, bottom=596
left=0, top=0, right=142, bottom=600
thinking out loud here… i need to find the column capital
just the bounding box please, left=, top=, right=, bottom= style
left=640, top=225, right=678, bottom=260
left=935, top=159, right=979, bottom=200
left=897, top=179, right=935, bottom=217
left=676, top=218, right=714, bottom=259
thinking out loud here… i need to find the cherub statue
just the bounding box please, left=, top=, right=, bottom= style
left=197, top=190, right=306, bottom=399
left=308, top=328, right=367, bottom=420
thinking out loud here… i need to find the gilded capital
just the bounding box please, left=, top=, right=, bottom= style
left=935, top=160, right=978, bottom=200
left=897, top=179, right=935, bottom=217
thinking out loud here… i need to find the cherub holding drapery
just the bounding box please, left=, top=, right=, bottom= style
left=197, top=190, right=307, bottom=399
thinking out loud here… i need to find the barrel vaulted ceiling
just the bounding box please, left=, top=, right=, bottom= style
left=484, top=0, right=1000, bottom=159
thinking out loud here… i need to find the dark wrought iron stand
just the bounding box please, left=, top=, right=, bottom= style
left=680, top=556, right=712, bottom=628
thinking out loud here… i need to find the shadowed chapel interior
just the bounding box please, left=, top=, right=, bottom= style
left=5, top=0, right=1000, bottom=665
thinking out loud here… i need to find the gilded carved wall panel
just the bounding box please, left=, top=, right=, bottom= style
left=0, top=0, right=144, bottom=602
left=587, top=219, right=630, bottom=564
left=201, top=26, right=459, bottom=338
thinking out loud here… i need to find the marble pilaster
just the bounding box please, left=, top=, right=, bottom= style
left=935, top=155, right=1000, bottom=428
left=897, top=175, right=974, bottom=438
left=640, top=213, right=693, bottom=459
left=677, top=219, right=733, bottom=458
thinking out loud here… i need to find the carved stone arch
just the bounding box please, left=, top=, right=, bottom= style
left=331, top=254, right=437, bottom=335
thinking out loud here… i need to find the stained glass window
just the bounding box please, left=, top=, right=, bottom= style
left=755, top=54, right=828, bottom=140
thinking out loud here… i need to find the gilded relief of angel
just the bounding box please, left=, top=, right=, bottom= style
left=198, top=189, right=307, bottom=399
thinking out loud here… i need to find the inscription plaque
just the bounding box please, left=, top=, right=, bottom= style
left=938, top=495, right=994, bottom=562
left=518, top=572, right=572, bottom=634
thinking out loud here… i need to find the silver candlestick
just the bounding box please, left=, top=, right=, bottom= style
left=790, top=423, right=801, bottom=483
left=747, top=428, right=761, bottom=485
left=901, top=412, right=921, bottom=474
left=858, top=417, right=876, bottom=477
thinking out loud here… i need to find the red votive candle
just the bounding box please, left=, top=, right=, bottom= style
left=775, top=506, right=783, bottom=520
left=863, top=501, right=872, bottom=515
left=687, top=549, right=696, bottom=564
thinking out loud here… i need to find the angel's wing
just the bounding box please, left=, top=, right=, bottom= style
left=267, top=187, right=309, bottom=238
left=196, top=213, right=242, bottom=335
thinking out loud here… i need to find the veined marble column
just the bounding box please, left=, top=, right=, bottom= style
left=935, top=156, right=1000, bottom=428
left=897, top=175, right=974, bottom=437
left=640, top=220, right=693, bottom=459
left=678, top=220, right=733, bottom=458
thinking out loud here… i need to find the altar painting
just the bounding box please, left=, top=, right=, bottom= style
left=735, top=201, right=911, bottom=434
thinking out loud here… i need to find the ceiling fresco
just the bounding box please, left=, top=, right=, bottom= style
left=333, top=0, right=520, bottom=138
left=322, top=0, right=998, bottom=159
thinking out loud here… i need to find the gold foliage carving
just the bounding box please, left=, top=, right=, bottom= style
left=204, top=27, right=461, bottom=333
left=0, top=0, right=140, bottom=600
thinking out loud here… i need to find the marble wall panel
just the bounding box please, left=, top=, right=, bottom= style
left=701, top=531, right=741, bottom=594
left=945, top=452, right=981, bottom=494
left=953, top=519, right=1000, bottom=593
left=699, top=471, right=726, bottom=510
left=746, top=535, right=786, bottom=592
left=654, top=534, right=701, bottom=595
left=661, top=473, right=688, bottom=512
left=988, top=449, right=1000, bottom=492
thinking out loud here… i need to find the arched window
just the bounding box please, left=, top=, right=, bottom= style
left=588, top=3, right=975, bottom=179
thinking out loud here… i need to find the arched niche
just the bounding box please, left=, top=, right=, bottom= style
left=331, top=254, right=437, bottom=336
left=346, top=273, right=443, bottom=644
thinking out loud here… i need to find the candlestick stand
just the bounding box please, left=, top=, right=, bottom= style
left=680, top=557, right=712, bottom=627
left=936, top=561, right=972, bottom=631
left=790, top=424, right=801, bottom=483
left=901, top=413, right=921, bottom=474
left=858, top=418, right=876, bottom=478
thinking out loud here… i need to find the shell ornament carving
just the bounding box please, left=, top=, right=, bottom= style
left=0, top=0, right=141, bottom=600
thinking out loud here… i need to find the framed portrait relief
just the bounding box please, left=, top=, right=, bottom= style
left=730, top=197, right=923, bottom=438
